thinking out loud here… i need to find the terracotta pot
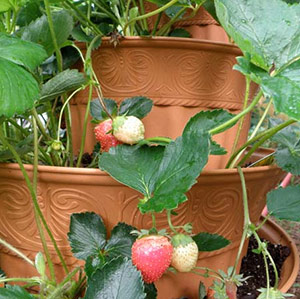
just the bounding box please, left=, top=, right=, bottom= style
left=0, top=154, right=284, bottom=298
left=144, top=3, right=229, bottom=41
left=71, top=37, right=257, bottom=169
left=258, top=218, right=300, bottom=293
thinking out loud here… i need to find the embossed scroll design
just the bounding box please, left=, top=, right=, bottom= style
left=91, top=46, right=244, bottom=110
left=93, top=49, right=156, bottom=95
left=187, top=186, right=244, bottom=244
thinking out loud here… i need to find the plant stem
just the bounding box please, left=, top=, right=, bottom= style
left=151, top=213, right=156, bottom=230
left=0, top=126, right=69, bottom=275
left=230, top=167, right=251, bottom=280
left=167, top=210, right=178, bottom=234
left=151, top=12, right=162, bottom=36
left=0, top=277, right=40, bottom=284
left=0, top=237, right=34, bottom=267
left=32, top=108, right=51, bottom=141
left=123, top=0, right=179, bottom=35
left=253, top=230, right=279, bottom=289
left=209, top=90, right=263, bottom=136
left=32, top=116, right=56, bottom=282
left=48, top=267, right=81, bottom=299
left=237, top=119, right=296, bottom=167
left=76, top=84, right=93, bottom=167
left=230, top=78, right=250, bottom=157
left=57, top=87, right=84, bottom=142
left=227, top=98, right=273, bottom=169
left=157, top=7, right=186, bottom=36
left=226, top=119, right=296, bottom=168
left=138, top=0, right=148, bottom=31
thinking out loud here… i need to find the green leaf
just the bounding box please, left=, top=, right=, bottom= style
left=100, top=145, right=165, bottom=196
left=90, top=98, right=118, bottom=121
left=261, top=60, right=300, bottom=120
left=68, top=212, right=107, bottom=260
left=0, top=58, right=40, bottom=117
left=272, top=122, right=300, bottom=175
left=17, top=0, right=42, bottom=27
left=144, top=283, right=157, bottom=299
left=21, top=10, right=73, bottom=56
left=104, top=222, right=137, bottom=259
left=139, top=131, right=209, bottom=213
left=84, top=257, right=146, bottom=299
left=210, top=140, right=227, bottom=155
left=183, top=110, right=236, bottom=135
left=119, top=97, right=153, bottom=119
left=203, top=0, right=219, bottom=23
left=0, top=33, right=47, bottom=70
left=198, top=281, right=207, bottom=299
left=215, top=0, right=300, bottom=71
left=0, top=285, right=34, bottom=299
left=169, top=28, right=191, bottom=38
left=267, top=186, right=300, bottom=222
left=183, top=110, right=233, bottom=155
left=84, top=255, right=105, bottom=278
left=233, top=55, right=270, bottom=85
left=257, top=287, right=292, bottom=298
left=40, top=69, right=87, bottom=102
left=192, top=232, right=230, bottom=251
left=0, top=0, right=12, bottom=12
left=0, top=135, right=33, bottom=160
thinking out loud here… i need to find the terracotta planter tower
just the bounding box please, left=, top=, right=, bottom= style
left=71, top=37, right=257, bottom=169
left=0, top=157, right=287, bottom=298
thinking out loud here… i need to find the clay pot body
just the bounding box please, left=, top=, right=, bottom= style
left=0, top=159, right=286, bottom=298
left=144, top=3, right=229, bottom=41
left=71, top=37, right=257, bottom=169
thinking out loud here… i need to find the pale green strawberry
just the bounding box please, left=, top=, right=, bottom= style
left=171, top=234, right=198, bottom=272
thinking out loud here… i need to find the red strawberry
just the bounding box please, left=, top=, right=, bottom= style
left=131, top=235, right=173, bottom=284
left=94, top=119, right=122, bottom=152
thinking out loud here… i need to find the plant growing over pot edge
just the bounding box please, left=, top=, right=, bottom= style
left=0, top=0, right=300, bottom=298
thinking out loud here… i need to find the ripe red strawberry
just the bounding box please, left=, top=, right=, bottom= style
left=131, top=235, right=173, bottom=284
left=94, top=119, right=122, bottom=152
left=171, top=234, right=198, bottom=272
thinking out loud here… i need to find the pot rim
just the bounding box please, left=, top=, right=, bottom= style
left=76, top=36, right=241, bottom=55
left=0, top=161, right=281, bottom=176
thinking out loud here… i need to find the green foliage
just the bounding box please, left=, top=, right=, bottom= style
left=40, top=69, right=87, bottom=102
left=90, top=98, right=118, bottom=121
left=119, top=97, right=153, bottom=119
left=21, top=10, right=73, bottom=56
left=272, top=122, right=300, bottom=175
left=100, top=129, right=210, bottom=213
left=84, top=257, right=146, bottom=299
left=192, top=232, right=230, bottom=252
left=0, top=285, right=34, bottom=299
left=0, top=0, right=11, bottom=12
left=90, top=97, right=153, bottom=122
left=68, top=212, right=137, bottom=276
left=68, top=212, right=107, bottom=260
left=0, top=34, right=47, bottom=117
left=215, top=0, right=300, bottom=71
left=267, top=186, right=300, bottom=222
left=257, top=287, right=293, bottom=298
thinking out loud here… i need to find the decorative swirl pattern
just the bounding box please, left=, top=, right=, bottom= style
left=94, top=49, right=156, bottom=95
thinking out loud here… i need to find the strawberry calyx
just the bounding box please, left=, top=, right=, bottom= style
left=171, top=233, right=194, bottom=248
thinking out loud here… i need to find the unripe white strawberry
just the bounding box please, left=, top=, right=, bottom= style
left=171, top=234, right=198, bottom=272
left=113, top=115, right=144, bottom=144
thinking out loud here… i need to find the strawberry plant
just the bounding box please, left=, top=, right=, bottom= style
left=0, top=0, right=300, bottom=298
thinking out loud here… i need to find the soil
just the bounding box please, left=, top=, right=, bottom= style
left=237, top=236, right=291, bottom=298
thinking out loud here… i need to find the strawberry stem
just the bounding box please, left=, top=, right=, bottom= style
left=167, top=210, right=178, bottom=234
